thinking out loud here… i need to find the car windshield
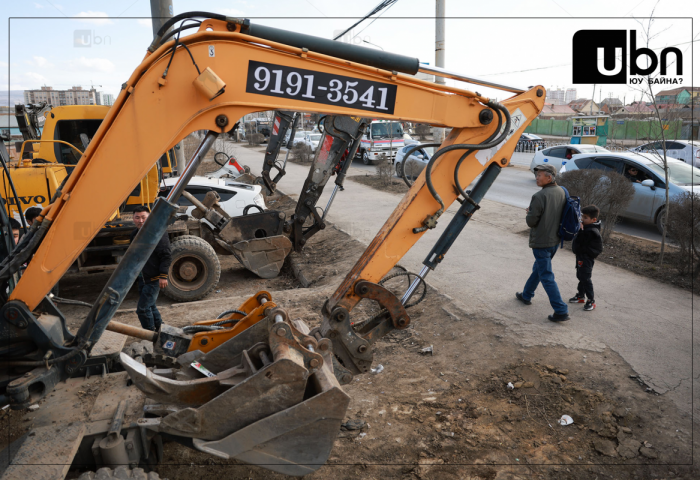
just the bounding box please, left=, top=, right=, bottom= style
left=645, top=161, right=700, bottom=185
left=309, top=134, right=322, bottom=141
left=294, top=132, right=306, bottom=138
left=371, top=122, right=403, bottom=139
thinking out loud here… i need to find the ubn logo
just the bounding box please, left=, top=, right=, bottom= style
left=73, top=29, right=111, bottom=48
left=572, top=30, right=682, bottom=84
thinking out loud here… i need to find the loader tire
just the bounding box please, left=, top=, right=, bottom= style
left=163, top=236, right=220, bottom=302
left=77, top=466, right=163, bottom=480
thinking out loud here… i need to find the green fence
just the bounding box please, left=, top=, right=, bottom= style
left=525, top=118, right=685, bottom=140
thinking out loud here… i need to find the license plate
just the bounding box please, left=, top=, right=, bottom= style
left=246, top=60, right=397, bottom=114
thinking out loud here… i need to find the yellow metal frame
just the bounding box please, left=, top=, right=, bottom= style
left=11, top=19, right=545, bottom=311
left=18, top=140, right=83, bottom=165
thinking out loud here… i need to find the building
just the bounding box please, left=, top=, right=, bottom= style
left=568, top=98, right=600, bottom=114
left=564, top=88, right=577, bottom=104
left=547, top=88, right=577, bottom=106
left=539, top=104, right=576, bottom=119
left=655, top=87, right=700, bottom=105
left=23, top=86, right=98, bottom=106
left=102, top=94, right=115, bottom=106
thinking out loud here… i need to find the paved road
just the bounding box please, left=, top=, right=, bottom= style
left=339, top=150, right=663, bottom=242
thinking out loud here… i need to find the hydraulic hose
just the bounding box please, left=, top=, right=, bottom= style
left=0, top=344, right=85, bottom=367
left=148, top=12, right=229, bottom=51
left=398, top=143, right=441, bottom=187
left=453, top=109, right=504, bottom=202
left=418, top=101, right=511, bottom=233
left=216, top=308, right=246, bottom=319
left=182, top=325, right=224, bottom=334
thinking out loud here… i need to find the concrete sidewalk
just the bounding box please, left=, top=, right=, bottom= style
left=231, top=145, right=697, bottom=424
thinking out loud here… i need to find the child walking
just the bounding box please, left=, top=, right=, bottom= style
left=570, top=205, right=603, bottom=311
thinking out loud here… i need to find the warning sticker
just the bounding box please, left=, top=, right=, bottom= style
left=475, top=108, right=526, bottom=165
left=191, top=361, right=216, bottom=378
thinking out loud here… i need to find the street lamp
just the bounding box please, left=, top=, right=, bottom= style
left=362, top=39, right=384, bottom=51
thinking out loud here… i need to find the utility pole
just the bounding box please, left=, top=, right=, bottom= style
left=150, top=0, right=187, bottom=176
left=434, top=0, right=446, bottom=143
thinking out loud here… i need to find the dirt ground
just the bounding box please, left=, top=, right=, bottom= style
left=2, top=156, right=696, bottom=479
left=350, top=172, right=411, bottom=195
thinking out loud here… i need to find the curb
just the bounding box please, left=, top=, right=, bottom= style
left=287, top=252, right=311, bottom=288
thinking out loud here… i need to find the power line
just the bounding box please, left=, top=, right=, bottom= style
left=333, top=0, right=398, bottom=40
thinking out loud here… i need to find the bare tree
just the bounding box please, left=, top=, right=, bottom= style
left=629, top=3, right=685, bottom=264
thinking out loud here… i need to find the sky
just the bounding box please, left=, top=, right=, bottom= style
left=0, top=0, right=697, bottom=105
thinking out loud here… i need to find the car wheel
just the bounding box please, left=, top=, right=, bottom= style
left=395, top=161, right=402, bottom=177
left=163, top=235, right=221, bottom=302
left=362, top=151, right=371, bottom=165
left=655, top=206, right=667, bottom=234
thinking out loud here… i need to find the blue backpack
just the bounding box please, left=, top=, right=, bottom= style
left=559, top=186, right=581, bottom=246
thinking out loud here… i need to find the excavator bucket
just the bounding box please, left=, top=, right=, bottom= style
left=122, top=310, right=350, bottom=476
left=231, top=235, right=293, bottom=278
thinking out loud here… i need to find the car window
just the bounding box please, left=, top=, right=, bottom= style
left=621, top=162, right=653, bottom=183
left=160, top=186, right=236, bottom=206
left=574, top=158, right=593, bottom=169
left=589, top=157, right=622, bottom=173
left=546, top=147, right=567, bottom=158
left=645, top=161, right=700, bottom=185
left=666, top=141, right=685, bottom=150
left=309, top=134, right=322, bottom=141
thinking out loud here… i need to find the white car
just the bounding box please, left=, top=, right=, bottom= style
left=159, top=176, right=266, bottom=220
left=304, top=132, right=323, bottom=151
left=530, top=144, right=610, bottom=173
left=629, top=140, right=700, bottom=167
left=283, top=130, right=307, bottom=147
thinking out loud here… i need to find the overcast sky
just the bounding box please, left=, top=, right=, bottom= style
left=1, top=0, right=697, bottom=105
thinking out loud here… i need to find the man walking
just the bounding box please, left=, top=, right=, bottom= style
left=131, top=206, right=171, bottom=331
left=515, top=164, right=569, bottom=322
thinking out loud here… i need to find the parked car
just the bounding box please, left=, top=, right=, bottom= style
left=159, top=176, right=267, bottom=221
left=629, top=140, right=700, bottom=167
left=394, top=144, right=435, bottom=179
left=284, top=130, right=307, bottom=147
left=515, top=133, right=546, bottom=152
left=530, top=144, right=609, bottom=173
left=304, top=132, right=323, bottom=151
left=560, top=152, right=700, bottom=233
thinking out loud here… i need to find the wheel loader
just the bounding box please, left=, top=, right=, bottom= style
left=0, top=12, right=544, bottom=478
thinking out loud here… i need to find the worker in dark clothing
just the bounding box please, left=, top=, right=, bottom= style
left=131, top=206, right=171, bottom=331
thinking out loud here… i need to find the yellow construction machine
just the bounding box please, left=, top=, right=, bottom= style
left=0, top=12, right=544, bottom=478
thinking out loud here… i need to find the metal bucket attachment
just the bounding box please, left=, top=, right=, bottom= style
left=231, top=235, right=292, bottom=278
left=125, top=309, right=350, bottom=476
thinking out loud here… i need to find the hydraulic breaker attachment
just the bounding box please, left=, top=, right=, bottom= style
left=254, top=110, right=298, bottom=195
left=287, top=116, right=367, bottom=252
left=124, top=307, right=349, bottom=476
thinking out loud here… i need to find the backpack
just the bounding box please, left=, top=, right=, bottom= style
left=559, top=186, right=581, bottom=246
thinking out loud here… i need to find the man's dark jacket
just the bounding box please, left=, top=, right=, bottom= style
left=130, top=229, right=172, bottom=283
left=571, top=221, right=603, bottom=259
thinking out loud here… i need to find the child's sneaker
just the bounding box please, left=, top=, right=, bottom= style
left=569, top=294, right=585, bottom=303
left=583, top=300, right=596, bottom=311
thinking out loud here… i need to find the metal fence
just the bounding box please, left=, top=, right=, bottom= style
left=515, top=140, right=627, bottom=154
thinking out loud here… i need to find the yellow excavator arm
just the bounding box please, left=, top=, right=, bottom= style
left=9, top=17, right=543, bottom=310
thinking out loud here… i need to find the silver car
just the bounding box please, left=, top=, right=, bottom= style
left=629, top=140, right=700, bottom=167
left=394, top=144, right=435, bottom=179
left=560, top=152, right=700, bottom=233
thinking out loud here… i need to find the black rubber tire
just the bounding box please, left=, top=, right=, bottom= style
left=162, top=236, right=220, bottom=302
left=656, top=206, right=666, bottom=234
left=77, top=466, right=163, bottom=480
left=395, top=161, right=402, bottom=177
left=362, top=150, right=371, bottom=165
